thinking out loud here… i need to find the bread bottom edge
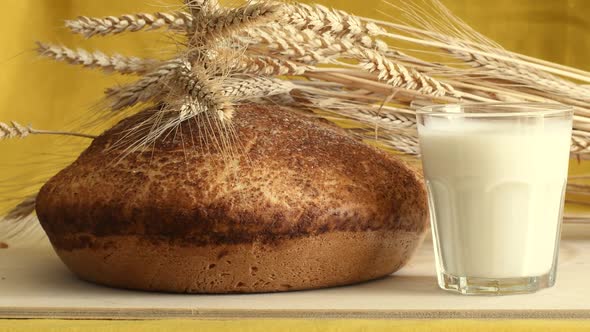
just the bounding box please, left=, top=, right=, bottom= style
left=52, top=230, right=425, bottom=293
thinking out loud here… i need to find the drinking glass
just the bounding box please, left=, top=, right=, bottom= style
left=416, top=103, right=573, bottom=295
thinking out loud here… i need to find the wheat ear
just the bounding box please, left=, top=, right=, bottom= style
left=0, top=121, right=32, bottom=139
left=336, top=106, right=417, bottom=129
left=36, top=42, right=159, bottom=75
left=245, top=25, right=389, bottom=65
left=223, top=77, right=295, bottom=100
left=354, top=45, right=456, bottom=96
left=233, top=54, right=310, bottom=76
left=245, top=26, right=455, bottom=96
left=185, top=0, right=220, bottom=16
left=190, top=1, right=281, bottom=44
left=284, top=3, right=386, bottom=44
left=175, top=60, right=232, bottom=122
left=105, top=59, right=183, bottom=110
left=450, top=48, right=590, bottom=102
left=66, top=12, right=194, bottom=38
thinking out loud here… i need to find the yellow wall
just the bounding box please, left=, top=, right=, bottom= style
left=0, top=0, right=589, bottom=210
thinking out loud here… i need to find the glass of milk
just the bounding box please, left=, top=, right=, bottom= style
left=417, top=103, right=573, bottom=295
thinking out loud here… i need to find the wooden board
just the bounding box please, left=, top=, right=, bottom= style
left=1, top=238, right=589, bottom=320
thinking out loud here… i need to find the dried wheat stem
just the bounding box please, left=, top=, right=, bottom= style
left=5, top=195, right=37, bottom=221
left=297, top=90, right=418, bottom=128
left=31, top=129, right=97, bottom=139
left=304, top=71, right=450, bottom=104
left=37, top=42, right=159, bottom=75
left=66, top=12, right=194, bottom=38
left=572, top=130, right=590, bottom=154
left=349, top=128, right=420, bottom=155
left=0, top=121, right=96, bottom=140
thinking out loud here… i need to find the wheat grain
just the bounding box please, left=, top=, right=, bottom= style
left=37, top=42, right=159, bottom=75
left=66, top=12, right=194, bottom=38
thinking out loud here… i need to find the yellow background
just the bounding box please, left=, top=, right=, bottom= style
left=0, top=0, right=589, bottom=329
left=0, top=0, right=589, bottom=209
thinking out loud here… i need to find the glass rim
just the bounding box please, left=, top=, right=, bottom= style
left=417, top=102, right=573, bottom=118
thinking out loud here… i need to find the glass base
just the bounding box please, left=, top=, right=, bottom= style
left=438, top=271, right=556, bottom=295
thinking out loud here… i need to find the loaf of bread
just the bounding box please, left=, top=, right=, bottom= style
left=36, top=104, right=428, bottom=293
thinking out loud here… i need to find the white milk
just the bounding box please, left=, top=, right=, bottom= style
left=418, top=117, right=571, bottom=278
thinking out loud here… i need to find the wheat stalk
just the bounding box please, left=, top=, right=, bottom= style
left=66, top=12, right=194, bottom=38
left=0, top=121, right=96, bottom=140
left=349, top=127, right=420, bottom=155
left=5, top=195, right=37, bottom=221
left=37, top=42, right=159, bottom=75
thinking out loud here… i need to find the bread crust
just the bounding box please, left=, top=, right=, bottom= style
left=36, top=104, right=428, bottom=293
left=55, top=230, right=423, bottom=293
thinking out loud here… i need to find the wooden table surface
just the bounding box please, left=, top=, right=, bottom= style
left=1, top=234, right=589, bottom=320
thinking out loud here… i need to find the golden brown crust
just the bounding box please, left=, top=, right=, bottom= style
left=37, top=104, right=428, bottom=249
left=55, top=230, right=424, bottom=293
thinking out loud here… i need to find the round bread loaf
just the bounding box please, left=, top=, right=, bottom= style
left=36, top=104, right=428, bottom=293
